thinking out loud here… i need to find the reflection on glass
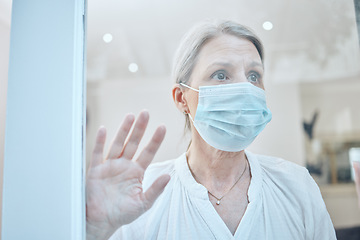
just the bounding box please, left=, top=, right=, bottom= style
left=350, top=147, right=360, bottom=181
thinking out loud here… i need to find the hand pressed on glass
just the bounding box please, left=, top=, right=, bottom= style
left=86, top=111, right=170, bottom=240
left=353, top=162, right=360, bottom=208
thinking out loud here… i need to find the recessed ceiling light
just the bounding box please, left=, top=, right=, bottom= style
left=128, top=63, right=138, bottom=73
left=262, top=21, right=273, bottom=31
left=103, top=33, right=113, bottom=43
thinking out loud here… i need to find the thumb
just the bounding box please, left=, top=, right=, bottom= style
left=144, top=174, right=171, bottom=208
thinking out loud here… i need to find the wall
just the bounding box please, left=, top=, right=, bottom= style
left=300, top=77, right=360, bottom=139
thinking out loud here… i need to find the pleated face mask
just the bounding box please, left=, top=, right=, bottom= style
left=180, top=82, right=272, bottom=152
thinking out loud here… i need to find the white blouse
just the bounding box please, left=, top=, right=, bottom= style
left=110, top=151, right=336, bottom=240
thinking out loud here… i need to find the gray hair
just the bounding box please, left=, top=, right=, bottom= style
left=172, top=19, right=264, bottom=131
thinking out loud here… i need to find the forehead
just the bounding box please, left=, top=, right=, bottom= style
left=196, top=34, right=262, bottom=66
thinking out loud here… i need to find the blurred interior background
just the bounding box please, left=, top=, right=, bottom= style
left=0, top=0, right=359, bottom=238
left=85, top=0, right=360, bottom=234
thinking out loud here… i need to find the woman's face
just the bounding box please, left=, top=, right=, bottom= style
left=183, top=34, right=264, bottom=117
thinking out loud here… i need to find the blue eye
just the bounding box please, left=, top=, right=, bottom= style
left=211, top=71, right=229, bottom=81
left=247, top=72, right=260, bottom=83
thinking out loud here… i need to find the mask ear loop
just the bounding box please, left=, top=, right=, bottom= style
left=179, top=83, right=197, bottom=124
left=179, top=83, right=199, bottom=92
left=183, top=109, right=194, bottom=123
left=187, top=112, right=195, bottom=123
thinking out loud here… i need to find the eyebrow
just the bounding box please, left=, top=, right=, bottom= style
left=249, top=61, right=264, bottom=68
left=206, top=61, right=264, bottom=71
left=205, top=62, right=233, bottom=71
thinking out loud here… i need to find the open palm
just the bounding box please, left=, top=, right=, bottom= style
left=86, top=111, right=170, bottom=239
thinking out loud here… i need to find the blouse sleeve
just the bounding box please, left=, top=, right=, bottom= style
left=303, top=170, right=337, bottom=240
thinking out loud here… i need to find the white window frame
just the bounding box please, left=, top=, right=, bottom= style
left=2, top=0, right=86, bottom=239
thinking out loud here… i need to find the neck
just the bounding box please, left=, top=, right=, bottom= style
left=187, top=132, right=248, bottom=192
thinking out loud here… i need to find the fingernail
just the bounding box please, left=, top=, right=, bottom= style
left=160, top=125, right=167, bottom=134
left=161, top=174, right=171, bottom=185
left=141, top=110, right=149, bottom=117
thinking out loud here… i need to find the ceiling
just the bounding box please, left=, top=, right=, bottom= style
left=1, top=0, right=359, bottom=84
left=87, top=0, right=360, bottom=84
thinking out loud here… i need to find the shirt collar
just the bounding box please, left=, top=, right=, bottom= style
left=174, top=150, right=263, bottom=202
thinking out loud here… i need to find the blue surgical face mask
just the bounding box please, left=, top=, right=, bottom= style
left=180, top=82, right=272, bottom=152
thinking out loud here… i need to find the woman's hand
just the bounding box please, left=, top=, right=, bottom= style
left=353, top=162, right=360, bottom=208
left=86, top=111, right=170, bottom=240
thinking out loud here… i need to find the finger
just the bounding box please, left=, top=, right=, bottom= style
left=144, top=174, right=170, bottom=208
left=91, top=126, right=107, bottom=167
left=136, top=125, right=166, bottom=169
left=353, top=162, right=360, bottom=208
left=107, top=113, right=135, bottom=160
left=353, top=162, right=360, bottom=185
left=121, top=110, right=149, bottom=160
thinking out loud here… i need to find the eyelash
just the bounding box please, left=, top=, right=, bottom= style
left=247, top=71, right=261, bottom=83
left=210, top=70, right=230, bottom=81
left=210, top=70, right=262, bottom=84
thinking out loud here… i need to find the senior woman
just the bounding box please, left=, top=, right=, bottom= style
left=86, top=20, right=336, bottom=239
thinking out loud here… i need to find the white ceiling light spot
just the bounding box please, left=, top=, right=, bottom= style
left=262, top=21, right=273, bottom=31
left=128, top=63, right=138, bottom=73
left=103, top=33, right=113, bottom=43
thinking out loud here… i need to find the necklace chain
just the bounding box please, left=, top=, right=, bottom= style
left=187, top=155, right=248, bottom=206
